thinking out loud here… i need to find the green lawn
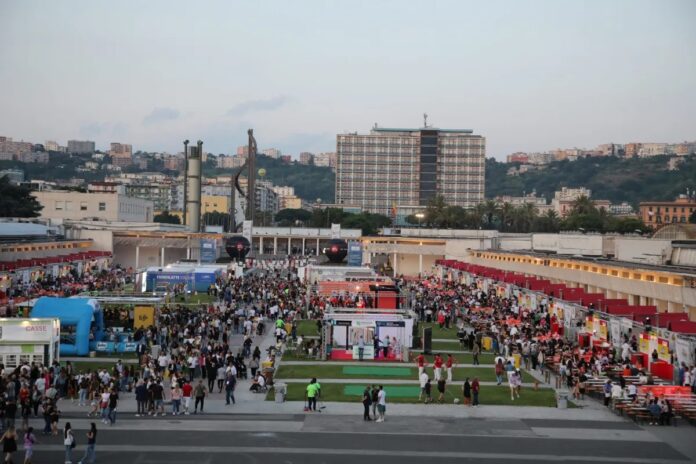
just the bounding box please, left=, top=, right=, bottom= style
left=275, top=364, right=536, bottom=383
left=267, top=382, right=558, bottom=407
left=296, top=319, right=320, bottom=337
left=175, top=293, right=216, bottom=304
left=416, top=322, right=460, bottom=340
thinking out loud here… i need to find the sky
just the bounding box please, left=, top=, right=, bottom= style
left=1, top=0, right=695, bottom=159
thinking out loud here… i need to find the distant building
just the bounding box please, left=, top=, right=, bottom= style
left=0, top=137, right=33, bottom=157
left=67, top=140, right=95, bottom=154
left=236, top=145, right=250, bottom=156
left=262, top=148, right=282, bottom=159
left=314, top=152, right=337, bottom=168
left=336, top=126, right=485, bottom=216
left=640, top=194, right=696, bottom=229
left=624, top=143, right=641, bottom=158
left=272, top=185, right=302, bottom=210
left=17, top=152, right=49, bottom=163
left=123, top=183, right=173, bottom=211
left=216, top=155, right=246, bottom=169
left=44, top=141, right=64, bottom=152
left=495, top=193, right=553, bottom=214
left=280, top=155, right=292, bottom=164
left=673, top=141, right=696, bottom=156
left=299, top=152, right=314, bottom=165
left=506, top=152, right=529, bottom=163
left=0, top=169, right=24, bottom=184
left=164, top=155, right=185, bottom=171
left=527, top=152, right=556, bottom=165
left=609, top=202, right=634, bottom=216
left=638, top=143, right=668, bottom=157
left=32, top=190, right=153, bottom=222
left=552, top=187, right=592, bottom=217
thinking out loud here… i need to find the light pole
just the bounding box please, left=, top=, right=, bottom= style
left=182, top=140, right=189, bottom=225
left=415, top=212, right=425, bottom=228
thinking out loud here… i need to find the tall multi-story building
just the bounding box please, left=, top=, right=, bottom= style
left=506, top=152, right=529, bottom=163
left=272, top=185, right=302, bottom=209
left=299, top=152, right=314, bottom=165
left=44, top=141, right=64, bottom=152
left=236, top=145, right=249, bottom=156
left=336, top=126, right=485, bottom=215
left=624, top=143, right=641, bottom=158
left=640, top=195, right=696, bottom=229
left=67, top=140, right=95, bottom=154
left=638, top=143, right=668, bottom=157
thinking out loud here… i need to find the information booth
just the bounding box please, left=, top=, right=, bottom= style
left=321, top=308, right=414, bottom=361
left=0, top=318, right=60, bottom=368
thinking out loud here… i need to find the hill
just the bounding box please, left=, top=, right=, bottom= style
left=203, top=155, right=335, bottom=203
left=485, top=154, right=696, bottom=205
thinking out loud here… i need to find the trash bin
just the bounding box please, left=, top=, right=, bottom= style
left=557, top=391, right=568, bottom=409
left=275, top=383, right=287, bottom=403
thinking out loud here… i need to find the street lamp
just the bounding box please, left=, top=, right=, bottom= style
left=415, top=212, right=425, bottom=228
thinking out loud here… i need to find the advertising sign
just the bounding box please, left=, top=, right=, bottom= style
left=134, top=306, right=155, bottom=329
left=199, top=239, right=217, bottom=263
left=351, top=345, right=375, bottom=360
left=0, top=320, right=56, bottom=342
left=242, top=220, right=253, bottom=244
left=639, top=333, right=650, bottom=354
left=347, top=241, right=362, bottom=267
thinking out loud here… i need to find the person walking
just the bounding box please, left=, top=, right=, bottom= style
left=193, top=380, right=207, bottom=414
left=63, top=422, right=75, bottom=464
left=361, top=386, right=371, bottom=421
left=0, top=425, right=17, bottom=464
left=182, top=380, right=192, bottom=415
left=471, top=377, right=480, bottom=407
left=495, top=358, right=504, bottom=385
left=419, top=371, right=429, bottom=401
left=305, top=378, right=319, bottom=412
left=433, top=354, right=443, bottom=381
left=135, top=380, right=147, bottom=417
left=437, top=377, right=447, bottom=403
left=415, top=353, right=427, bottom=379
left=107, top=388, right=118, bottom=425
left=225, top=371, right=236, bottom=405
left=472, top=342, right=480, bottom=366
left=376, top=385, right=386, bottom=422
left=77, top=423, right=96, bottom=464
left=171, top=384, right=182, bottom=416
left=23, top=426, right=37, bottom=464
left=357, top=335, right=365, bottom=362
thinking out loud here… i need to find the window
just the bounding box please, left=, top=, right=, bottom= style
left=54, top=201, right=64, bottom=211
left=98, top=202, right=106, bottom=211
left=80, top=202, right=87, bottom=211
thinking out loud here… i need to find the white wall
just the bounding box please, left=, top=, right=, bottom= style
left=615, top=238, right=672, bottom=265
left=499, top=234, right=533, bottom=251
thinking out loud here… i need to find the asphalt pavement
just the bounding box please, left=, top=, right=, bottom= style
left=20, top=413, right=693, bottom=464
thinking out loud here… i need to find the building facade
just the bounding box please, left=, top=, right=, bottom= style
left=640, top=195, right=696, bottom=229
left=32, top=190, right=154, bottom=222
left=67, top=140, right=95, bottom=154
left=336, top=126, right=485, bottom=215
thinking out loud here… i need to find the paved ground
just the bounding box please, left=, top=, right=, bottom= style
left=23, top=413, right=694, bottom=464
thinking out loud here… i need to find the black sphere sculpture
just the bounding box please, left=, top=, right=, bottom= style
left=324, top=238, right=348, bottom=263
left=225, top=236, right=251, bottom=261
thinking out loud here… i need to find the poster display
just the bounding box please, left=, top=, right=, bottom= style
left=657, top=338, right=670, bottom=362
left=610, top=319, right=622, bottom=343
left=134, top=306, right=155, bottom=329
left=639, top=333, right=651, bottom=354
left=675, top=338, right=694, bottom=366
left=597, top=319, right=608, bottom=340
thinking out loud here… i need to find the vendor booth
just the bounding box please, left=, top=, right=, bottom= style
left=139, top=264, right=224, bottom=293
left=322, top=309, right=414, bottom=361
left=0, top=318, right=60, bottom=368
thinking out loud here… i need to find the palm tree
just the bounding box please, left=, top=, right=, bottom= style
left=482, top=200, right=499, bottom=229
left=570, top=195, right=596, bottom=216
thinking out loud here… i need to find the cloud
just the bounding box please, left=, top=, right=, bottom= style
left=226, top=96, right=290, bottom=117
left=143, top=107, right=180, bottom=125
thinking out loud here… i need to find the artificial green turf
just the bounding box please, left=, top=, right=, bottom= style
left=267, top=382, right=558, bottom=407
left=417, top=322, right=460, bottom=340
left=274, top=364, right=536, bottom=383
left=342, top=366, right=412, bottom=376
left=344, top=385, right=419, bottom=397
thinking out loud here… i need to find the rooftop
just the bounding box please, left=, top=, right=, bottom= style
left=371, top=127, right=474, bottom=134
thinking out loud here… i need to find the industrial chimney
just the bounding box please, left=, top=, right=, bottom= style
left=186, top=140, right=203, bottom=232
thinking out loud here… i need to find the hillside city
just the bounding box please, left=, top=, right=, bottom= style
left=1, top=2, right=696, bottom=464
left=1, top=134, right=695, bottom=235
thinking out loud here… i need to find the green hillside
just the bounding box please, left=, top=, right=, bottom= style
left=203, top=155, right=335, bottom=203
left=485, top=155, right=696, bottom=205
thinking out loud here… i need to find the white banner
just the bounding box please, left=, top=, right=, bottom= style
left=610, top=319, right=622, bottom=343
left=331, top=223, right=340, bottom=239
left=563, top=304, right=575, bottom=328
left=0, top=320, right=56, bottom=342
left=675, top=338, right=694, bottom=366
left=242, top=220, right=253, bottom=244
left=620, top=317, right=634, bottom=335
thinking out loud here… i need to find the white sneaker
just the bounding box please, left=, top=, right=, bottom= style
left=135, top=414, right=140, bottom=417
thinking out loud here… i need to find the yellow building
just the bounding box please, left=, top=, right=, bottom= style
left=202, top=195, right=230, bottom=214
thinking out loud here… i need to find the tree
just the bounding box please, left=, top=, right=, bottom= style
left=0, top=176, right=42, bottom=217
left=341, top=212, right=391, bottom=235
left=275, top=208, right=312, bottom=226
left=690, top=210, right=696, bottom=224
left=153, top=210, right=180, bottom=224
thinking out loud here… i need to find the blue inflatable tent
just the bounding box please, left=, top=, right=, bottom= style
left=31, top=297, right=105, bottom=356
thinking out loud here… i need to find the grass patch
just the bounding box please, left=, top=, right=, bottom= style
left=274, top=364, right=535, bottom=383
left=296, top=320, right=320, bottom=337
left=267, top=382, right=558, bottom=407
left=416, top=322, right=460, bottom=340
